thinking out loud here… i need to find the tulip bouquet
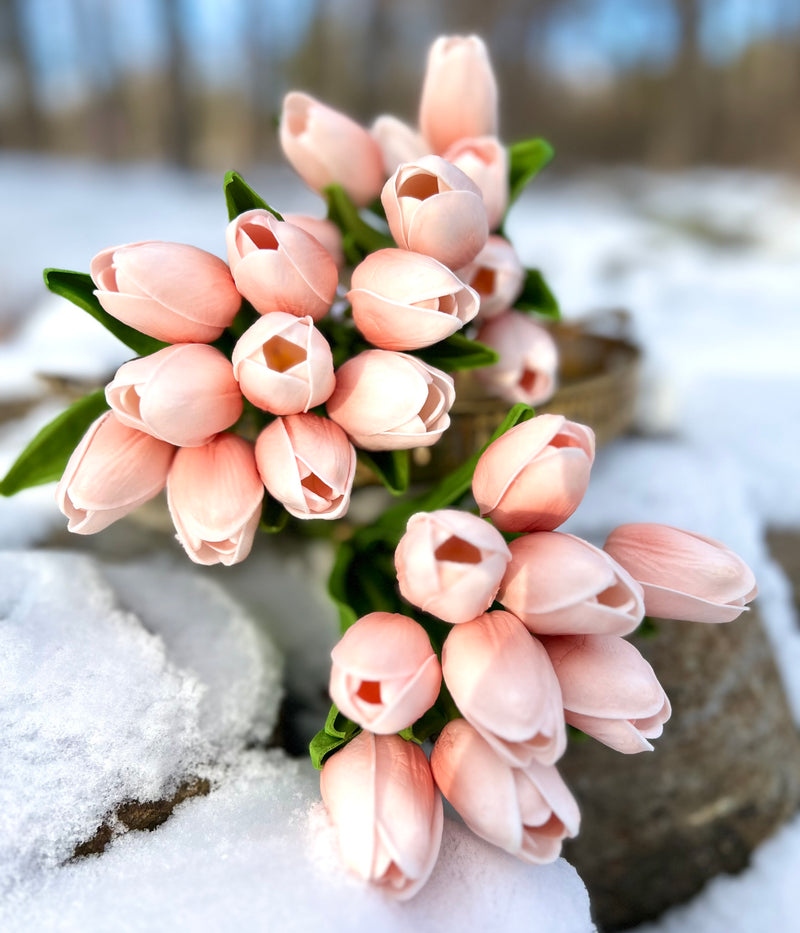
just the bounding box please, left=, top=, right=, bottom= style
left=2, top=33, right=758, bottom=905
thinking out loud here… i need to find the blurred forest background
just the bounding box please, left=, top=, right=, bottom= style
left=1, top=0, right=799, bottom=171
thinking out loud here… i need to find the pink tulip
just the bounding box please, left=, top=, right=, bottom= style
left=458, top=235, right=525, bottom=321
left=90, top=241, right=241, bottom=344
left=472, top=414, right=595, bottom=533
left=394, top=509, right=511, bottom=624
left=604, top=523, right=758, bottom=623
left=475, top=312, right=558, bottom=407
left=225, top=210, right=338, bottom=321
left=329, top=612, right=441, bottom=734
left=442, top=611, right=566, bottom=767
left=443, top=137, right=508, bottom=231
left=381, top=155, right=489, bottom=270
left=370, top=115, right=429, bottom=176
left=167, top=433, right=263, bottom=566
left=255, top=413, right=356, bottom=520
left=56, top=412, right=175, bottom=535
left=106, top=344, right=242, bottom=447
left=418, top=35, right=499, bottom=155
left=327, top=350, right=454, bottom=451
left=283, top=213, right=345, bottom=270
left=279, top=91, right=385, bottom=207
left=232, top=312, right=335, bottom=415
left=431, top=718, right=579, bottom=864
left=348, top=249, right=479, bottom=351
left=543, top=634, right=672, bottom=754
left=321, top=731, right=444, bottom=900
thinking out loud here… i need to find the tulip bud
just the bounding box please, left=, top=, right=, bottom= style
left=167, top=433, right=263, bottom=566
left=604, top=523, right=757, bottom=623
left=283, top=213, right=345, bottom=270
left=442, top=611, right=566, bottom=767
left=475, top=313, right=558, bottom=407
left=543, top=634, right=671, bottom=754
left=225, top=210, right=338, bottom=321
left=327, top=350, right=454, bottom=451
left=443, top=137, right=508, bottom=231
left=348, top=249, right=479, bottom=351
left=499, top=532, right=645, bottom=636
left=321, top=731, right=444, bottom=900
left=329, top=612, right=441, bottom=733
left=279, top=91, right=385, bottom=207
left=458, top=235, right=525, bottom=321
left=418, top=35, right=499, bottom=155
left=395, top=509, right=511, bottom=624
left=381, top=155, right=489, bottom=270
left=472, top=414, right=595, bottom=533
left=106, top=344, right=243, bottom=447
left=90, top=241, right=241, bottom=344
left=255, top=413, right=356, bottom=520
left=56, top=412, right=175, bottom=535
left=232, top=312, right=335, bottom=415
left=431, top=719, right=579, bottom=865
left=371, top=115, right=429, bottom=176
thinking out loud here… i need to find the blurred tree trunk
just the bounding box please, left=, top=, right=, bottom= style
left=162, top=0, right=193, bottom=167
left=1, top=0, right=44, bottom=147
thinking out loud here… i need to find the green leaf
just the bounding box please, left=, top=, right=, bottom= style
left=507, top=137, right=554, bottom=206
left=413, top=333, right=499, bottom=372
left=328, top=541, right=360, bottom=631
left=0, top=389, right=109, bottom=496
left=224, top=170, right=284, bottom=222
left=356, top=448, right=409, bottom=496
left=44, top=269, right=168, bottom=357
left=309, top=703, right=361, bottom=770
left=515, top=268, right=560, bottom=320
left=324, top=184, right=394, bottom=258
left=259, top=495, right=288, bottom=534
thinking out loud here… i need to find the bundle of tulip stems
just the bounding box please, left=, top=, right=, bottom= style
left=2, top=35, right=757, bottom=901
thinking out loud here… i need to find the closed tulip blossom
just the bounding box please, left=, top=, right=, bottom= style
left=232, top=312, right=335, bottom=415
left=279, top=92, right=385, bottom=207
left=543, top=634, right=672, bottom=754
left=458, top=235, right=525, bottom=321
left=225, top=210, right=338, bottom=320
left=395, top=509, right=511, bottom=624
left=442, top=611, right=566, bottom=767
left=476, top=313, right=558, bottom=407
left=348, top=249, right=479, bottom=351
left=431, top=718, right=579, bottom=865
left=327, top=350, right=454, bottom=451
left=329, top=612, right=441, bottom=734
left=499, top=532, right=645, bottom=637
left=255, top=413, right=356, bottom=520
left=283, top=213, right=345, bottom=270
left=381, top=156, right=489, bottom=270
left=443, top=137, right=508, bottom=231
left=371, top=115, right=429, bottom=176
left=106, top=344, right=242, bottom=447
left=320, top=732, right=444, bottom=900
left=472, top=414, right=595, bottom=533
left=167, top=433, right=263, bottom=566
left=603, top=523, right=758, bottom=623
left=90, top=241, right=241, bottom=344
left=56, top=412, right=175, bottom=535
left=418, top=35, right=499, bottom=155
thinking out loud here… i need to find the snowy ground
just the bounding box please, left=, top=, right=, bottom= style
left=1, top=154, right=799, bottom=930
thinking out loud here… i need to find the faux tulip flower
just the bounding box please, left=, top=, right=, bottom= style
left=283, top=213, right=345, bottom=270
left=458, top=235, right=525, bottom=321
left=431, top=718, right=579, bottom=864
left=371, top=115, right=429, bottom=176
left=442, top=137, right=508, bottom=231
left=106, top=344, right=242, bottom=447
left=418, top=35, right=499, bottom=155
left=255, top=413, right=356, bottom=520
left=279, top=91, right=385, bottom=207
left=499, top=532, right=644, bottom=636
left=395, top=509, right=511, bottom=624
left=381, top=155, right=489, bottom=270
left=232, top=312, right=335, bottom=415
left=320, top=732, right=444, bottom=900
left=348, top=249, right=479, bottom=351
left=442, top=611, right=566, bottom=767
left=603, top=523, right=758, bottom=623
left=475, top=312, right=559, bottom=407
left=167, top=433, right=263, bottom=566
left=327, top=350, right=455, bottom=451
left=90, top=241, right=241, bottom=344
left=56, top=412, right=175, bottom=535
left=543, top=634, right=672, bottom=754
left=472, top=414, right=595, bottom=533
left=225, top=210, right=338, bottom=321
left=329, top=612, right=441, bottom=734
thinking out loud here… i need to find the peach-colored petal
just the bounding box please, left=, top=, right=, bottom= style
left=371, top=115, right=430, bottom=175
left=458, top=235, right=525, bottom=321
left=283, top=213, right=345, bottom=269
left=476, top=312, right=558, bottom=407
left=443, top=136, right=508, bottom=231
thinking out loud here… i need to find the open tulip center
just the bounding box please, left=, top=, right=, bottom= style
left=471, top=266, right=496, bottom=296
left=398, top=172, right=441, bottom=201
left=416, top=295, right=456, bottom=315
left=356, top=680, right=382, bottom=704
left=242, top=222, right=279, bottom=251
left=597, top=579, right=634, bottom=611
left=301, top=473, right=334, bottom=499
left=549, top=433, right=583, bottom=450
left=434, top=535, right=483, bottom=564
left=519, top=369, right=542, bottom=394
left=419, top=384, right=445, bottom=423
left=262, top=336, right=307, bottom=372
